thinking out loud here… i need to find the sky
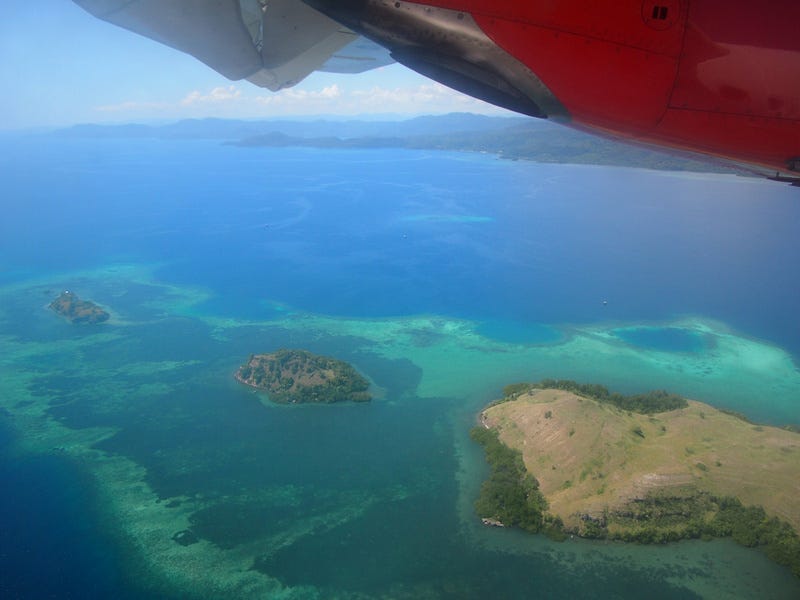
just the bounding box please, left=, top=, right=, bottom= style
left=0, top=1, right=509, bottom=130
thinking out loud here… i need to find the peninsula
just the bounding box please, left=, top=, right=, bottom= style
left=235, top=349, right=370, bottom=404
left=472, top=380, right=800, bottom=576
left=49, top=291, right=109, bottom=324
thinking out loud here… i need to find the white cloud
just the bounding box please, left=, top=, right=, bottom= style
left=91, top=81, right=510, bottom=121
left=180, top=85, right=242, bottom=106
left=254, top=84, right=343, bottom=107
left=349, top=82, right=483, bottom=110
left=253, top=82, right=506, bottom=116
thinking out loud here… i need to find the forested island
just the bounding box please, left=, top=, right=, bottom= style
left=49, top=291, right=109, bottom=324
left=235, top=349, right=371, bottom=404
left=472, top=380, right=800, bottom=577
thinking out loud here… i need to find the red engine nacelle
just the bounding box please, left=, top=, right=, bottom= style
left=306, top=0, right=800, bottom=179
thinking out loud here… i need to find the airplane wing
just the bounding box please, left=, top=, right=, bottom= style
left=74, top=0, right=800, bottom=182
left=73, top=0, right=393, bottom=91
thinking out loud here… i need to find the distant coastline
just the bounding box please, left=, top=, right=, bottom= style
left=50, top=113, right=745, bottom=175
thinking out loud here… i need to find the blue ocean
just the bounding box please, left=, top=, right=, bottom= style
left=1, top=135, right=798, bottom=599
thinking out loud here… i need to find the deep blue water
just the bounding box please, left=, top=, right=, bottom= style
left=2, top=136, right=800, bottom=598
left=3, top=137, right=799, bottom=354
left=0, top=420, right=153, bottom=600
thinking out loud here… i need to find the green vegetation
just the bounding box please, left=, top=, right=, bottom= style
left=598, top=493, right=800, bottom=577
left=236, top=349, right=370, bottom=404
left=710, top=498, right=800, bottom=576
left=501, top=379, right=687, bottom=414
left=469, top=426, right=548, bottom=533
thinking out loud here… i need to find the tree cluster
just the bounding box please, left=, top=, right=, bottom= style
left=501, top=379, right=687, bottom=414
left=469, top=426, right=548, bottom=533
left=236, top=349, right=370, bottom=403
left=587, top=493, right=800, bottom=577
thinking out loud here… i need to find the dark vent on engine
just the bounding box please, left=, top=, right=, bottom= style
left=651, top=6, right=669, bottom=20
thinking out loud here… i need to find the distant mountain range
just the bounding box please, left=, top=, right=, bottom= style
left=54, top=113, right=523, bottom=141
left=53, top=113, right=743, bottom=174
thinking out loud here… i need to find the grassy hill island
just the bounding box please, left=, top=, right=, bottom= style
left=471, top=380, right=800, bottom=577
left=235, top=349, right=371, bottom=404
left=49, top=290, right=109, bottom=324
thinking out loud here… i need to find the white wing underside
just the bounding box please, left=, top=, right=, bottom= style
left=73, top=0, right=394, bottom=91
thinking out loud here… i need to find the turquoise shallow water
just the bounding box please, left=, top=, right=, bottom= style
left=6, top=271, right=799, bottom=599
left=0, top=138, right=799, bottom=598
left=613, top=326, right=708, bottom=353
left=475, top=319, right=562, bottom=344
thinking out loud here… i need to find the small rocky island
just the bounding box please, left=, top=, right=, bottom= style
left=49, top=290, right=109, bottom=324
left=472, top=380, right=800, bottom=577
left=235, top=349, right=371, bottom=404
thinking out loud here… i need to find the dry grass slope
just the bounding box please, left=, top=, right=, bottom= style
left=482, top=389, right=800, bottom=532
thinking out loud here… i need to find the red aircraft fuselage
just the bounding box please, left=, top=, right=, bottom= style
left=307, top=0, right=800, bottom=179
